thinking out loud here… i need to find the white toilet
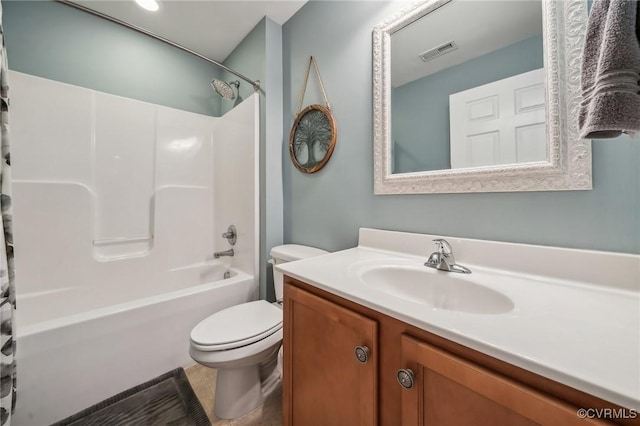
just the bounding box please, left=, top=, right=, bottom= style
left=189, top=244, right=328, bottom=420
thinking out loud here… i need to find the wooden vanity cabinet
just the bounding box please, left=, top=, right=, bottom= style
left=283, top=276, right=637, bottom=426
left=283, top=283, right=378, bottom=426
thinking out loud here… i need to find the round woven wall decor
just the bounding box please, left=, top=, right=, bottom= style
left=289, top=56, right=337, bottom=174
left=289, top=104, right=337, bottom=173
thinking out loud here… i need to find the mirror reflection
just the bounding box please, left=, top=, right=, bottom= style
left=391, top=0, right=544, bottom=174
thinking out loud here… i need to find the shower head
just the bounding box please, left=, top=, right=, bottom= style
left=211, top=79, right=240, bottom=100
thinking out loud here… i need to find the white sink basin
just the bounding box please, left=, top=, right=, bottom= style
left=355, top=262, right=514, bottom=315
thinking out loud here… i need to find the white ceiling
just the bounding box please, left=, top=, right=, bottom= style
left=391, top=0, right=543, bottom=88
left=71, top=0, right=308, bottom=62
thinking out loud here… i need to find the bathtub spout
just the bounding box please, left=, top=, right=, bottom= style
left=214, top=249, right=234, bottom=258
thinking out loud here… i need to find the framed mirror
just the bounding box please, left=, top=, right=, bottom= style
left=373, top=0, right=592, bottom=194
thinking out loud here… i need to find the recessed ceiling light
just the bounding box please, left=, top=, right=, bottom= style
left=134, top=0, right=159, bottom=12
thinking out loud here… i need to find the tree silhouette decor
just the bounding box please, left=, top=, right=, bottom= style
left=289, top=104, right=337, bottom=173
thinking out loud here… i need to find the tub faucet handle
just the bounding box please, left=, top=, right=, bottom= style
left=222, top=225, right=237, bottom=246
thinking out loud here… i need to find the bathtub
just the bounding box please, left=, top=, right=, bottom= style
left=13, top=263, right=256, bottom=426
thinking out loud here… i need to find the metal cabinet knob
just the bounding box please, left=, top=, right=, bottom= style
left=396, top=369, right=415, bottom=389
left=354, top=346, right=370, bottom=363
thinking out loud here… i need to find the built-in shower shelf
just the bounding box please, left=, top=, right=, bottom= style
left=92, top=235, right=154, bottom=260
left=93, top=235, right=153, bottom=246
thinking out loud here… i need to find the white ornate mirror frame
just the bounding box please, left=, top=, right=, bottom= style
left=373, top=0, right=592, bottom=194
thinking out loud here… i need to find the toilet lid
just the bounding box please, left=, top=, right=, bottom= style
left=190, top=300, right=282, bottom=350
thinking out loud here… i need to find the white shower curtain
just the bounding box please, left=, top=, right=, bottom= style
left=0, top=0, right=15, bottom=424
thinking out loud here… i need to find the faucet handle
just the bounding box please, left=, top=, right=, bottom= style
left=433, top=239, right=452, bottom=255
left=222, top=225, right=237, bottom=246
left=433, top=239, right=455, bottom=264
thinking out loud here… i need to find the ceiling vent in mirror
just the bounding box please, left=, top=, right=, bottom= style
left=419, top=41, right=458, bottom=62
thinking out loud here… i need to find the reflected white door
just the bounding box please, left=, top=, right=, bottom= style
left=449, top=68, right=546, bottom=169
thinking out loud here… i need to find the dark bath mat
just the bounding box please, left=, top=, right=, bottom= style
left=52, top=368, right=210, bottom=426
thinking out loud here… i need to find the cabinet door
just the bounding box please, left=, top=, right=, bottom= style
left=284, top=284, right=378, bottom=426
left=398, top=334, right=604, bottom=426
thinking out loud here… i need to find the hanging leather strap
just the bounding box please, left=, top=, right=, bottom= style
left=296, top=56, right=331, bottom=114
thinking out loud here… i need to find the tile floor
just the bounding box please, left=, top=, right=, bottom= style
left=185, top=363, right=282, bottom=426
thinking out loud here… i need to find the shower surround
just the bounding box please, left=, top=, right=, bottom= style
left=9, top=71, right=260, bottom=425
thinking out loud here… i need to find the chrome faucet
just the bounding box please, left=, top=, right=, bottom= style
left=425, top=239, right=471, bottom=274
left=214, top=249, right=234, bottom=258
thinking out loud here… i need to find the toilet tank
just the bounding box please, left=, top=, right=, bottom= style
left=270, top=244, right=329, bottom=301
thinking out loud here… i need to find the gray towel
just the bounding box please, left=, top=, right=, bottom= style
left=579, top=0, right=640, bottom=139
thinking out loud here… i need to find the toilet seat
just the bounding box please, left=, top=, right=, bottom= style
left=190, top=300, right=282, bottom=352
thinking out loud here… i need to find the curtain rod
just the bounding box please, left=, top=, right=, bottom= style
left=55, top=0, right=261, bottom=92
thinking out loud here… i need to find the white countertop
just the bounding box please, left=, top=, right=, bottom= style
left=276, top=229, right=640, bottom=410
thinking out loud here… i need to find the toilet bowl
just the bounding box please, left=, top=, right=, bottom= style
left=189, top=244, right=328, bottom=420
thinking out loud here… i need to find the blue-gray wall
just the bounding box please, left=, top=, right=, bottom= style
left=221, top=19, right=266, bottom=116
left=222, top=17, right=284, bottom=301
left=283, top=1, right=640, bottom=254
left=393, top=35, right=543, bottom=173
left=4, top=0, right=221, bottom=116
